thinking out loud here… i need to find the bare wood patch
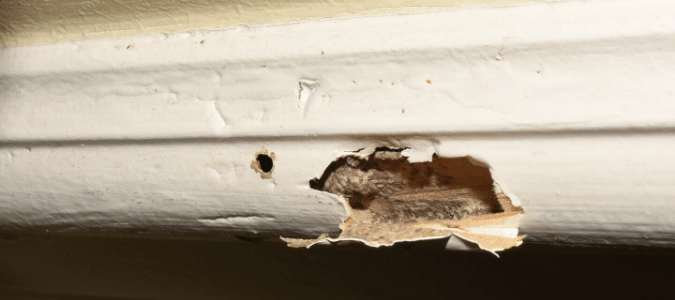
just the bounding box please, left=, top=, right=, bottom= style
left=284, top=147, right=524, bottom=252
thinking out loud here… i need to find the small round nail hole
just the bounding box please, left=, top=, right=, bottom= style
left=251, top=148, right=275, bottom=179
left=256, top=154, right=274, bottom=173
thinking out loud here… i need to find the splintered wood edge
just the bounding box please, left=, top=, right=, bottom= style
left=281, top=182, right=525, bottom=252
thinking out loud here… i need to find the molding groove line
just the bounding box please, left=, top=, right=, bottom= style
left=2, top=0, right=675, bottom=250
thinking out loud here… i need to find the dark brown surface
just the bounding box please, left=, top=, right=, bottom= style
left=1, top=234, right=674, bottom=300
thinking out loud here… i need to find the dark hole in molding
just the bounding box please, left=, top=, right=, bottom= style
left=256, top=154, right=274, bottom=173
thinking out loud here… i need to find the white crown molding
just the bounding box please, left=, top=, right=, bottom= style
left=2, top=0, right=675, bottom=248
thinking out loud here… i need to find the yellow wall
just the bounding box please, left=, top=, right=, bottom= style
left=1, top=0, right=547, bottom=47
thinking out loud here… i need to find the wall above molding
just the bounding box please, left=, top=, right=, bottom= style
left=0, top=0, right=559, bottom=47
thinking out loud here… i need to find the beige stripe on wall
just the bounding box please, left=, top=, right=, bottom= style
left=1, top=0, right=553, bottom=47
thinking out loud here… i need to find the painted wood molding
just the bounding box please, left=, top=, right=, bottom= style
left=1, top=0, right=675, bottom=248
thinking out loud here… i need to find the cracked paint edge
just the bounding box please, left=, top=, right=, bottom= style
left=281, top=146, right=526, bottom=254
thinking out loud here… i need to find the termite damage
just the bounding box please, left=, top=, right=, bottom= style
left=282, top=147, right=525, bottom=254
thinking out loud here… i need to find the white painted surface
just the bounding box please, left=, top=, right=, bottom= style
left=1, top=0, right=675, bottom=246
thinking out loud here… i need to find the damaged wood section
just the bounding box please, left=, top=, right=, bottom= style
left=283, top=148, right=524, bottom=252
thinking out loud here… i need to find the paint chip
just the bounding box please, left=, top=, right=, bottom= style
left=298, top=79, right=318, bottom=110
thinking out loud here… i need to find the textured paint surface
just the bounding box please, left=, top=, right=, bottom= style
left=1, top=0, right=675, bottom=248
left=0, top=0, right=555, bottom=47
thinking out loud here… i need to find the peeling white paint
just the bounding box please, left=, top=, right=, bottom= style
left=401, top=143, right=436, bottom=163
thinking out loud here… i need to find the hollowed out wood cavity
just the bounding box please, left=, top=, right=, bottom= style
left=281, top=147, right=524, bottom=249
left=309, top=149, right=504, bottom=225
